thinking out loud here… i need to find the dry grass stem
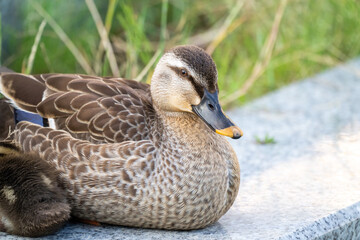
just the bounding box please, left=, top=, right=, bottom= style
left=160, top=0, right=169, bottom=48
left=94, top=0, right=117, bottom=74
left=25, top=20, right=46, bottom=74
left=188, top=28, right=222, bottom=47
left=222, top=0, right=288, bottom=106
left=31, top=0, right=95, bottom=75
left=189, top=15, right=247, bottom=48
left=135, top=49, right=161, bottom=81
left=86, top=0, right=120, bottom=77
left=40, top=42, right=53, bottom=72
left=206, top=0, right=245, bottom=55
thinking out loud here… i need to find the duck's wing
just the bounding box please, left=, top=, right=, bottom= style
left=0, top=73, right=154, bottom=143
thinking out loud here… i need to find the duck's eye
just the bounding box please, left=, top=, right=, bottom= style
left=181, top=69, right=188, bottom=77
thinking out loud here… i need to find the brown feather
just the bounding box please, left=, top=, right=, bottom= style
left=87, top=82, right=118, bottom=96
left=15, top=102, right=38, bottom=113
left=76, top=102, right=102, bottom=122
left=65, top=114, right=90, bottom=133
left=93, top=112, right=111, bottom=131
left=99, top=97, right=116, bottom=109
left=31, top=74, right=46, bottom=84
left=78, top=74, right=102, bottom=80
left=67, top=79, right=97, bottom=95
left=54, top=92, right=80, bottom=113
left=70, top=94, right=99, bottom=110
left=87, top=118, right=103, bottom=137
left=37, top=93, right=68, bottom=118
left=1, top=73, right=45, bottom=107
left=46, top=75, right=77, bottom=92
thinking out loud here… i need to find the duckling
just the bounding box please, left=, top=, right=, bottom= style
left=0, top=45, right=242, bottom=230
left=0, top=142, right=70, bottom=237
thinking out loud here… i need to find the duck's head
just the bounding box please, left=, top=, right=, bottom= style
left=151, top=45, right=243, bottom=139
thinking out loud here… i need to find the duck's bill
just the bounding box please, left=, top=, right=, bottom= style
left=192, top=90, right=243, bottom=139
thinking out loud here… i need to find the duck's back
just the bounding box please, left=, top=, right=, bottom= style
left=0, top=73, right=155, bottom=143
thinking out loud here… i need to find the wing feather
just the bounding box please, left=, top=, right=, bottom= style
left=87, top=82, right=118, bottom=96
left=1, top=73, right=153, bottom=143
left=46, top=75, right=77, bottom=92
left=0, top=73, right=45, bottom=109
left=76, top=102, right=102, bottom=122
left=70, top=94, right=99, bottom=110
left=54, top=92, right=80, bottom=113
left=37, top=93, right=68, bottom=117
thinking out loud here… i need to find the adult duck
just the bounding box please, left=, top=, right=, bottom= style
left=0, top=45, right=242, bottom=230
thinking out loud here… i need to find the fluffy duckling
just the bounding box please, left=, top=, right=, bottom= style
left=0, top=142, right=70, bottom=237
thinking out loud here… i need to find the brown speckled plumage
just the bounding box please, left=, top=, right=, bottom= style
left=0, top=45, right=241, bottom=230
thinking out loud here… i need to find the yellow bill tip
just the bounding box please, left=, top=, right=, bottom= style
left=216, top=126, right=243, bottom=139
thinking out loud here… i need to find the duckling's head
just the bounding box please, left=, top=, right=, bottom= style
left=151, top=45, right=243, bottom=139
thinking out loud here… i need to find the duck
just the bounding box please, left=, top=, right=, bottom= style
left=0, top=142, right=70, bottom=237
left=0, top=45, right=242, bottom=230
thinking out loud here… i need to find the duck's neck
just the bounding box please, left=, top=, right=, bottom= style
left=152, top=109, right=223, bottom=150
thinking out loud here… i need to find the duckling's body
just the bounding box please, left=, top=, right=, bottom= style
left=0, top=142, right=70, bottom=237
left=0, top=45, right=241, bottom=230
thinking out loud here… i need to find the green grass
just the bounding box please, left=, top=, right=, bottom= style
left=255, top=134, right=276, bottom=145
left=1, top=0, right=360, bottom=107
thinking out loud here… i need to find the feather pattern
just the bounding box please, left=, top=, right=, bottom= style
left=1, top=73, right=152, bottom=143
left=12, top=119, right=239, bottom=229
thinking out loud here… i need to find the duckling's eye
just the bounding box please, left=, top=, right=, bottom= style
left=181, top=69, right=188, bottom=77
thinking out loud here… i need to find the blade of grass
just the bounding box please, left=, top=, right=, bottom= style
left=222, top=0, right=288, bottom=106
left=206, top=0, right=245, bottom=55
left=160, top=0, right=169, bottom=50
left=40, top=42, right=54, bottom=72
left=25, top=20, right=46, bottom=74
left=135, top=49, right=161, bottom=81
left=86, top=0, right=119, bottom=77
left=94, top=0, right=118, bottom=75
left=117, top=3, right=153, bottom=78
left=30, top=0, right=95, bottom=75
left=188, top=15, right=247, bottom=48
left=135, top=0, right=168, bottom=82
left=104, top=0, right=118, bottom=31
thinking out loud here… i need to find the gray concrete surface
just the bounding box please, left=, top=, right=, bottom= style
left=1, top=59, right=360, bottom=239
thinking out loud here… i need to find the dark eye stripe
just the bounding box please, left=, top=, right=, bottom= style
left=168, top=66, right=204, bottom=98
left=187, top=75, right=204, bottom=97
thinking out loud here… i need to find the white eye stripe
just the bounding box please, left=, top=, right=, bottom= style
left=163, top=53, right=186, bottom=68
left=161, top=53, right=198, bottom=78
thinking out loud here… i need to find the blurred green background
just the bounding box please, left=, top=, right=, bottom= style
left=1, top=0, right=359, bottom=108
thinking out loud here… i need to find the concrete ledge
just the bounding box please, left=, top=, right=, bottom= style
left=1, top=59, right=360, bottom=239
left=280, top=202, right=360, bottom=239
